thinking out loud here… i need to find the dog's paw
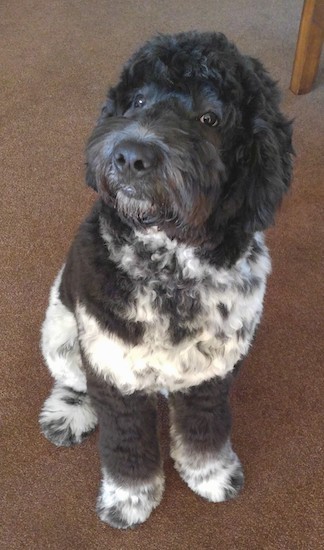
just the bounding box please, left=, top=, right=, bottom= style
left=97, top=471, right=164, bottom=529
left=39, top=384, right=97, bottom=447
left=186, top=455, right=244, bottom=502
left=173, top=442, right=244, bottom=503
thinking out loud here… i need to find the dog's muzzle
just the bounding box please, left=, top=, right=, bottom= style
left=112, top=139, right=159, bottom=196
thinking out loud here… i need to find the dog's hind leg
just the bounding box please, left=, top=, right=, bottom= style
left=39, top=267, right=97, bottom=446
left=169, top=374, right=244, bottom=502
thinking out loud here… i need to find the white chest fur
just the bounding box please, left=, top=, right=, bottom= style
left=76, top=229, right=271, bottom=394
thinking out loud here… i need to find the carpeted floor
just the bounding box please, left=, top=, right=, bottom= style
left=1, top=1, right=323, bottom=548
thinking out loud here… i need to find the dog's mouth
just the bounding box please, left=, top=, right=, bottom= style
left=115, top=187, right=155, bottom=219
left=115, top=189, right=159, bottom=225
left=98, top=162, right=172, bottom=227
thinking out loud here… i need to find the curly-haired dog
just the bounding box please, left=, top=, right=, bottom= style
left=39, top=32, right=293, bottom=529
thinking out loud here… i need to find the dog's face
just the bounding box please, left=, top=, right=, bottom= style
left=86, top=32, right=293, bottom=245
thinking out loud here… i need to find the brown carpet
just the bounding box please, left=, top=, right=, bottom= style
left=1, top=0, right=323, bottom=548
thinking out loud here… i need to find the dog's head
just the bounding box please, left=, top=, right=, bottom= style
left=86, top=32, right=293, bottom=249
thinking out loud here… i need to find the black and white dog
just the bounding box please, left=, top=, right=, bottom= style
left=39, top=32, right=293, bottom=529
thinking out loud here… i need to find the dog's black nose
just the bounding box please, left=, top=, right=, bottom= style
left=113, top=141, right=157, bottom=177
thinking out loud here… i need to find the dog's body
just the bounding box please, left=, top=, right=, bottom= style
left=40, top=32, right=292, bottom=529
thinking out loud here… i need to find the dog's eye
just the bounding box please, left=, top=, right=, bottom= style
left=199, top=111, right=219, bottom=127
left=133, top=94, right=146, bottom=108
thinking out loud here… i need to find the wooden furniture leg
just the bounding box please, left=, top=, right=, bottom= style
left=290, top=0, right=324, bottom=95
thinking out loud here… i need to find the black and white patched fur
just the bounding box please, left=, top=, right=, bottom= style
left=39, top=32, right=293, bottom=529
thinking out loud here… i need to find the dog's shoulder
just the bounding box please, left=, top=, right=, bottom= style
left=59, top=201, right=144, bottom=344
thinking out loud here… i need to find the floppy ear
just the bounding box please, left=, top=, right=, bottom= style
left=85, top=89, right=118, bottom=191
left=98, top=93, right=118, bottom=121
left=237, top=58, right=293, bottom=232
left=85, top=159, right=98, bottom=191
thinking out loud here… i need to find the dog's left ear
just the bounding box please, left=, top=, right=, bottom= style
left=237, top=57, right=294, bottom=232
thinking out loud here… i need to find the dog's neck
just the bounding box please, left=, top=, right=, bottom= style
left=98, top=199, right=254, bottom=268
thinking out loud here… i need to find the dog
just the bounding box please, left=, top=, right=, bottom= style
left=39, top=31, right=293, bottom=529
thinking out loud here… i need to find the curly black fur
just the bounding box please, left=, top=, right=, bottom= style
left=40, top=31, right=293, bottom=529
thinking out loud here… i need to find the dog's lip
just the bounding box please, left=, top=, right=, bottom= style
left=115, top=189, right=158, bottom=220
left=121, top=185, right=137, bottom=197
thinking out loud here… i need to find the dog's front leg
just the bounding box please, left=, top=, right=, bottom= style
left=169, top=374, right=243, bottom=502
left=86, top=373, right=164, bottom=529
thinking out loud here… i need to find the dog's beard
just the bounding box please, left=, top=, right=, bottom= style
left=115, top=190, right=158, bottom=224
left=99, top=159, right=177, bottom=227
left=99, top=164, right=214, bottom=233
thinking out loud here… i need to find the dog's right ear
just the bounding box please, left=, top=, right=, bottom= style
left=85, top=162, right=97, bottom=191
left=85, top=89, right=118, bottom=191
left=98, top=88, right=118, bottom=122
left=98, top=97, right=117, bottom=121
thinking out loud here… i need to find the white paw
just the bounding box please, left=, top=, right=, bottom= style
left=183, top=453, right=244, bottom=502
left=97, top=471, right=165, bottom=529
left=39, top=384, right=97, bottom=447
left=172, top=438, right=244, bottom=502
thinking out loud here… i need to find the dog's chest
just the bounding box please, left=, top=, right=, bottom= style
left=78, top=228, right=270, bottom=393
